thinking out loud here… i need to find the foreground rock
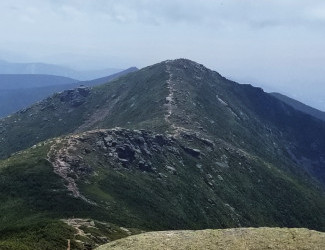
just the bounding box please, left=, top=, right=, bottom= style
left=96, top=227, right=325, bottom=250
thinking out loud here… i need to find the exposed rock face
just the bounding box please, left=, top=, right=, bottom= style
left=48, top=128, right=180, bottom=177
left=59, top=86, right=90, bottom=107
left=47, top=127, right=232, bottom=202
left=44, top=125, right=325, bottom=236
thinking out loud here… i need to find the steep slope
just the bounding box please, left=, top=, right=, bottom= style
left=96, top=228, right=325, bottom=250
left=271, top=92, right=325, bottom=121
left=1, top=59, right=325, bottom=249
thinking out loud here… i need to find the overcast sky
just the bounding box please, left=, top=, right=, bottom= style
left=0, top=0, right=325, bottom=109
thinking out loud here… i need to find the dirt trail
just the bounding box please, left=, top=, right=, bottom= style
left=47, top=136, right=96, bottom=204
left=164, top=62, right=192, bottom=137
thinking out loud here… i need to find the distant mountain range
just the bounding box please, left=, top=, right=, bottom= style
left=0, top=67, right=138, bottom=118
left=0, top=59, right=122, bottom=80
left=0, top=59, right=324, bottom=249
left=0, top=74, right=78, bottom=89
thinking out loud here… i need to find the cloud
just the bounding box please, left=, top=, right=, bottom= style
left=0, top=0, right=324, bottom=111
left=306, top=3, right=325, bottom=22
left=51, top=0, right=325, bottom=28
left=2, top=0, right=324, bottom=30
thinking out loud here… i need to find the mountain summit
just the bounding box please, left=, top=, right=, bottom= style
left=0, top=59, right=325, bottom=249
left=1, top=59, right=324, bottom=183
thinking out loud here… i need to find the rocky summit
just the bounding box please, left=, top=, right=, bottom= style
left=0, top=59, right=325, bottom=250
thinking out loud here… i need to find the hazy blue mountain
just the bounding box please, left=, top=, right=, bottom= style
left=270, top=92, right=325, bottom=122
left=0, top=74, right=78, bottom=89
left=0, top=60, right=122, bottom=80
left=79, top=67, right=138, bottom=87
left=0, top=67, right=138, bottom=117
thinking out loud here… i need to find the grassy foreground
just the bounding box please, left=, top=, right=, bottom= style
left=96, top=227, right=325, bottom=250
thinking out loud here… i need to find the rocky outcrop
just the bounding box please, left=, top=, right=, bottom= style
left=47, top=127, right=229, bottom=202
left=62, top=218, right=138, bottom=249
left=59, top=86, right=90, bottom=107
left=81, top=128, right=178, bottom=172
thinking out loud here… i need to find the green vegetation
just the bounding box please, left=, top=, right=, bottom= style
left=0, top=66, right=167, bottom=159
left=0, top=144, right=138, bottom=249
left=0, top=59, right=325, bottom=249
left=74, top=129, right=325, bottom=231
left=0, top=220, right=79, bottom=250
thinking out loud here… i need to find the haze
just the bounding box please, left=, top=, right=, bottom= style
left=1, top=0, right=324, bottom=110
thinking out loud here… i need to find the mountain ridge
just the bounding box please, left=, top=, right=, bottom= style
left=271, top=92, right=325, bottom=122
left=0, top=67, right=138, bottom=118
left=0, top=59, right=123, bottom=80
left=1, top=59, right=325, bottom=183
left=0, top=74, right=78, bottom=89
left=0, top=58, right=325, bottom=249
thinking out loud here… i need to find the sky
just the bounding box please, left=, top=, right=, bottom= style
left=0, top=0, right=325, bottom=110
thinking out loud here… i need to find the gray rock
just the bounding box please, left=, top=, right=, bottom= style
left=116, top=144, right=135, bottom=161
left=166, top=165, right=177, bottom=174
left=182, top=146, right=201, bottom=158
left=217, top=175, right=224, bottom=181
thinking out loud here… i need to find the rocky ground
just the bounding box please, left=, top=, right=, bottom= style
left=62, top=218, right=139, bottom=249
left=96, top=227, right=325, bottom=250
